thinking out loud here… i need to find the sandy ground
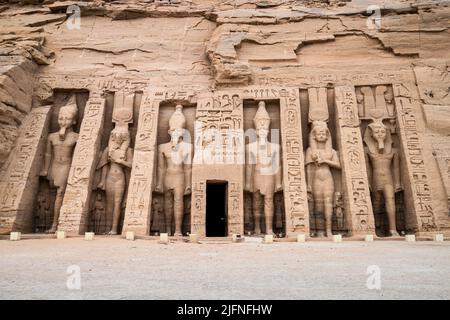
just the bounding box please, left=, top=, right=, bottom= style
left=0, top=237, right=449, bottom=300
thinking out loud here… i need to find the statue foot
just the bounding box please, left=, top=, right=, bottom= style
left=173, top=232, right=183, bottom=237
left=389, top=230, right=400, bottom=237
left=48, top=226, right=57, bottom=233
left=316, top=231, right=325, bottom=238
left=108, top=230, right=118, bottom=235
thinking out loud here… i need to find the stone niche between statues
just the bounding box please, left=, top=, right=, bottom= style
left=300, top=88, right=345, bottom=237
left=87, top=91, right=142, bottom=235
left=150, top=101, right=196, bottom=236
left=356, top=85, right=407, bottom=237
left=34, top=90, right=89, bottom=233
left=243, top=99, right=285, bottom=236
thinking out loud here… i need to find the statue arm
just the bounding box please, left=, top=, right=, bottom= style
left=40, top=137, right=52, bottom=177
left=97, top=148, right=109, bottom=190
left=183, top=144, right=193, bottom=194
left=275, top=145, right=282, bottom=191
left=156, top=146, right=165, bottom=192
left=121, top=148, right=134, bottom=168
left=306, top=163, right=313, bottom=193
left=364, top=147, right=373, bottom=190
left=245, top=145, right=253, bottom=192
left=393, top=149, right=402, bottom=192
left=321, top=150, right=341, bottom=169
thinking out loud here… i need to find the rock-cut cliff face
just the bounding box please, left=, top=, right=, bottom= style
left=0, top=0, right=449, bottom=169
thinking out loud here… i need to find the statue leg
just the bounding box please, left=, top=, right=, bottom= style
left=253, top=192, right=262, bottom=235
left=264, top=193, right=275, bottom=235
left=164, top=190, right=173, bottom=235
left=384, top=185, right=399, bottom=236
left=324, top=182, right=335, bottom=237
left=324, top=195, right=333, bottom=237
left=173, top=188, right=184, bottom=236
left=109, top=181, right=125, bottom=235
left=313, top=194, right=325, bottom=237
left=49, top=186, right=65, bottom=233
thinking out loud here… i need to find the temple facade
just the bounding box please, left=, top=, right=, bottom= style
left=0, top=0, right=449, bottom=238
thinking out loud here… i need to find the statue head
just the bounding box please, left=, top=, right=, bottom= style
left=58, top=97, right=78, bottom=140
left=109, top=125, right=130, bottom=149
left=368, top=122, right=387, bottom=150
left=364, top=120, right=392, bottom=154
left=253, top=101, right=270, bottom=140
left=309, top=121, right=332, bottom=156
left=384, top=91, right=393, bottom=104
left=311, top=121, right=329, bottom=143
left=168, top=104, right=186, bottom=145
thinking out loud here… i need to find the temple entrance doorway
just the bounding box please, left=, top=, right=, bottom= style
left=206, top=181, right=228, bottom=237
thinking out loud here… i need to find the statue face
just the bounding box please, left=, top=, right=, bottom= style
left=256, top=125, right=269, bottom=140
left=370, top=125, right=387, bottom=141
left=58, top=110, right=75, bottom=129
left=314, top=127, right=328, bottom=142
left=169, top=128, right=184, bottom=144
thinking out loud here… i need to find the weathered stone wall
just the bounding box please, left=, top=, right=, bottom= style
left=0, top=0, right=449, bottom=235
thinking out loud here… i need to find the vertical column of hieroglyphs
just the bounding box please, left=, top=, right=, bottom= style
left=221, top=92, right=244, bottom=235
left=280, top=89, right=309, bottom=236
left=122, top=90, right=159, bottom=236
left=335, top=86, right=375, bottom=235
left=0, top=107, right=51, bottom=234
left=58, top=92, right=106, bottom=234
left=190, top=95, right=213, bottom=236
left=393, top=83, right=437, bottom=233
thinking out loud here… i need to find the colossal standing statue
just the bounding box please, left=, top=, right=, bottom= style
left=40, top=97, right=79, bottom=233
left=305, top=121, right=341, bottom=237
left=245, top=101, right=282, bottom=235
left=97, top=125, right=134, bottom=235
left=364, top=121, right=402, bottom=236
left=155, top=105, right=193, bottom=236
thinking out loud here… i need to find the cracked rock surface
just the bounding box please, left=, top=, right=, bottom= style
left=0, top=0, right=449, bottom=168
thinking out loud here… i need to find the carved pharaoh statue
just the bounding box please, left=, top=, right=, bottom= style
left=364, top=120, right=402, bottom=236
left=40, top=97, right=79, bottom=233
left=97, top=125, right=134, bottom=235
left=245, top=101, right=282, bottom=235
left=305, top=121, right=341, bottom=237
left=155, top=105, right=193, bottom=236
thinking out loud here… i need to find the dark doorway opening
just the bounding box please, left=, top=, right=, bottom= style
left=206, top=181, right=228, bottom=237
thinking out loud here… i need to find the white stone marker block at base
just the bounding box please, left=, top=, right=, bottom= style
left=160, top=233, right=169, bottom=244
left=85, top=232, right=95, bottom=241
left=297, top=234, right=306, bottom=242
left=333, top=235, right=342, bottom=243
left=189, top=234, right=198, bottom=243
left=10, top=232, right=21, bottom=241
left=365, top=235, right=374, bottom=242
left=434, top=234, right=444, bottom=242
left=126, top=231, right=135, bottom=241
left=232, top=234, right=243, bottom=243
left=56, top=231, right=66, bottom=239
left=405, top=234, right=416, bottom=242
left=264, top=235, right=273, bottom=244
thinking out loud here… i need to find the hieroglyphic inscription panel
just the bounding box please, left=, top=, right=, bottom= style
left=279, top=89, right=309, bottom=236
left=58, top=92, right=106, bottom=234
left=191, top=92, right=244, bottom=236
left=122, top=90, right=159, bottom=236
left=0, top=107, right=51, bottom=233
left=335, top=86, right=375, bottom=235
left=393, top=84, right=437, bottom=232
